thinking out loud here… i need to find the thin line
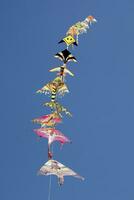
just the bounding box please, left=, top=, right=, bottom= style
left=48, top=175, right=52, bottom=200
left=47, top=143, right=53, bottom=200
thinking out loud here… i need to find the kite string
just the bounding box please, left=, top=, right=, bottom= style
left=47, top=144, right=53, bottom=200
left=48, top=175, right=52, bottom=200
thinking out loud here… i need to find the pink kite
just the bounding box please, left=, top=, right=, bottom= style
left=32, top=113, right=62, bottom=127
left=34, top=128, right=70, bottom=145
left=34, top=128, right=71, bottom=158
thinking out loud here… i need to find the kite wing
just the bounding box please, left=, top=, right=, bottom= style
left=49, top=67, right=61, bottom=72
left=64, top=68, right=74, bottom=76
left=34, top=128, right=51, bottom=139
left=38, top=160, right=57, bottom=176
left=52, top=129, right=71, bottom=144
left=59, top=166, right=84, bottom=180
left=36, top=83, right=51, bottom=94
left=34, top=128, right=56, bottom=147
left=33, top=114, right=50, bottom=123
left=58, top=83, right=69, bottom=95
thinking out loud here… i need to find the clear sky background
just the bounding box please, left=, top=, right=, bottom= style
left=1, top=0, right=134, bottom=199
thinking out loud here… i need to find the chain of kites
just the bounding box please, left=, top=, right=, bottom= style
left=33, top=15, right=97, bottom=190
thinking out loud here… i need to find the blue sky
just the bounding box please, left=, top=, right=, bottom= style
left=1, top=0, right=134, bottom=199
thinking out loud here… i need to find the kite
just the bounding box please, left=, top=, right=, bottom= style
left=58, top=35, right=78, bottom=47
left=44, top=101, right=72, bottom=117
left=59, top=15, right=97, bottom=46
left=49, top=64, right=74, bottom=81
left=32, top=112, right=62, bottom=127
left=54, top=49, right=77, bottom=63
left=38, top=160, right=84, bottom=185
left=36, top=77, right=69, bottom=98
left=67, top=16, right=97, bottom=36
left=34, top=128, right=70, bottom=146
left=34, top=128, right=71, bottom=159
